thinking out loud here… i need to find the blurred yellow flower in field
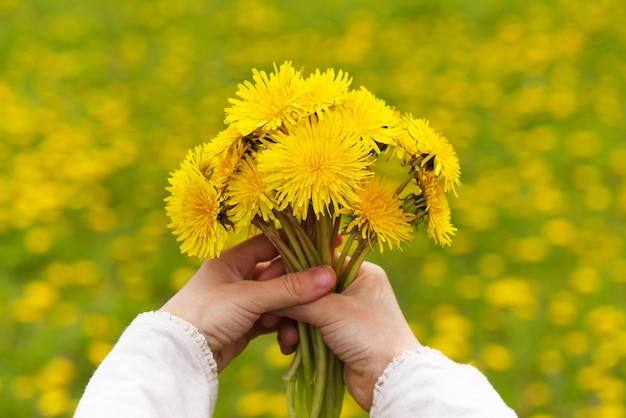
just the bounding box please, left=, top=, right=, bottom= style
left=547, top=292, right=578, bottom=326
left=237, top=390, right=287, bottom=417
left=428, top=306, right=472, bottom=361
left=586, top=306, right=626, bottom=337
left=12, top=375, right=36, bottom=399
left=38, top=358, right=75, bottom=389
left=429, top=333, right=471, bottom=362
left=570, top=267, right=602, bottom=294
left=37, top=388, right=71, bottom=417
left=538, top=349, right=562, bottom=374
left=524, top=381, right=551, bottom=407
left=87, top=341, right=113, bottom=366
left=484, top=277, right=537, bottom=319
left=9, top=281, right=60, bottom=323
left=481, top=343, right=513, bottom=372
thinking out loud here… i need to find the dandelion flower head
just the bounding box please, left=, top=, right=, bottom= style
left=338, top=87, right=401, bottom=152
left=165, top=162, right=230, bottom=258
left=400, top=115, right=461, bottom=195
left=203, top=126, right=249, bottom=190
left=225, top=61, right=306, bottom=136
left=419, top=174, right=457, bottom=246
left=226, top=157, right=275, bottom=226
left=257, top=112, right=374, bottom=219
left=298, top=68, right=352, bottom=118
left=345, top=178, right=415, bottom=252
left=205, top=125, right=245, bottom=159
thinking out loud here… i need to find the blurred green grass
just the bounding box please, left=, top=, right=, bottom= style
left=1, top=0, right=625, bottom=416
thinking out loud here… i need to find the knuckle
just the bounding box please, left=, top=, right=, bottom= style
left=360, top=262, right=386, bottom=279
left=282, top=272, right=306, bottom=301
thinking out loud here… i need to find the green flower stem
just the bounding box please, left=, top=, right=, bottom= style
left=286, top=369, right=297, bottom=418
left=324, top=353, right=334, bottom=417
left=295, top=226, right=323, bottom=266
left=396, top=171, right=415, bottom=196
left=334, top=232, right=356, bottom=280
left=297, top=365, right=310, bottom=417
left=277, top=210, right=323, bottom=267
left=331, top=215, right=341, bottom=246
left=297, top=321, right=314, bottom=396
left=328, top=213, right=338, bottom=259
left=256, top=213, right=349, bottom=418
left=333, top=353, right=344, bottom=418
left=316, top=214, right=334, bottom=266
left=252, top=217, right=302, bottom=271
left=310, top=327, right=328, bottom=418
left=314, top=217, right=324, bottom=260
left=340, top=237, right=373, bottom=290
left=283, top=346, right=302, bottom=382
left=274, top=210, right=310, bottom=269
left=324, top=349, right=340, bottom=417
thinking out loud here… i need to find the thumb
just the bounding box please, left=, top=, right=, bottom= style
left=246, top=265, right=336, bottom=313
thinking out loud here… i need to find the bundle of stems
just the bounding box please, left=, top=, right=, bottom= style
left=254, top=208, right=373, bottom=418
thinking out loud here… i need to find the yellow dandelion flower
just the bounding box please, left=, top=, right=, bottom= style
left=419, top=174, right=457, bottom=246
left=205, top=124, right=245, bottom=158
left=257, top=113, right=374, bottom=219
left=181, top=142, right=212, bottom=177
left=224, top=61, right=306, bottom=135
left=204, top=127, right=249, bottom=190
left=226, top=157, right=276, bottom=226
left=298, top=68, right=352, bottom=118
left=178, top=141, right=237, bottom=191
left=345, top=178, right=415, bottom=252
left=400, top=115, right=461, bottom=195
left=338, top=87, right=401, bottom=151
left=165, top=164, right=230, bottom=259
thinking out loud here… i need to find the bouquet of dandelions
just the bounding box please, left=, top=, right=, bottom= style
left=165, top=61, right=460, bottom=418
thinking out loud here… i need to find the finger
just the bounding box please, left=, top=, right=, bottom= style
left=259, top=313, right=281, bottom=329
left=245, top=317, right=281, bottom=342
left=278, top=318, right=299, bottom=355
left=252, top=260, right=273, bottom=279
left=254, top=257, right=285, bottom=282
left=344, top=261, right=392, bottom=294
left=221, top=234, right=279, bottom=277
left=242, top=265, right=336, bottom=314
left=335, top=233, right=343, bottom=248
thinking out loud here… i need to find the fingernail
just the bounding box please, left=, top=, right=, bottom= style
left=313, top=266, right=331, bottom=288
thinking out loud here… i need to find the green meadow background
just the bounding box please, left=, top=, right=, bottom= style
left=1, top=0, right=625, bottom=416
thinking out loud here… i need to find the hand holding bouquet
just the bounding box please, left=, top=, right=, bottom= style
left=165, top=62, right=460, bottom=417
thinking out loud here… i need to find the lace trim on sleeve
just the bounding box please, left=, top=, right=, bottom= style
left=138, top=311, right=218, bottom=377
left=371, top=346, right=441, bottom=409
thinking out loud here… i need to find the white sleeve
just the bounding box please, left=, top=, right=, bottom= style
left=370, top=346, right=518, bottom=418
left=74, top=311, right=219, bottom=418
